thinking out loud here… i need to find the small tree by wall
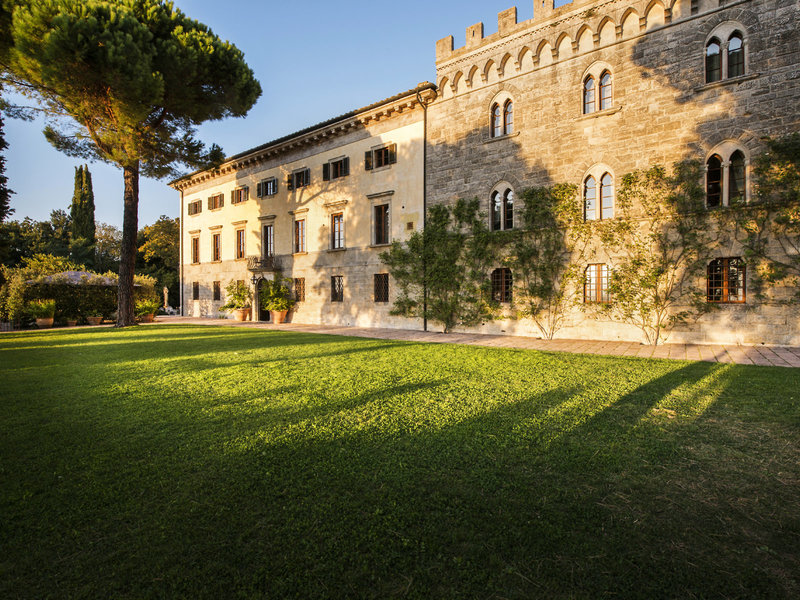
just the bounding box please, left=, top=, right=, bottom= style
left=592, top=162, right=714, bottom=345
left=509, top=183, right=590, bottom=339
left=381, top=199, right=498, bottom=333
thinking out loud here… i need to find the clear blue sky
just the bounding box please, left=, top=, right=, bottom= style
left=4, top=0, right=568, bottom=228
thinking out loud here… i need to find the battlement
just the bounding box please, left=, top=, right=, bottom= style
left=436, top=0, right=614, bottom=63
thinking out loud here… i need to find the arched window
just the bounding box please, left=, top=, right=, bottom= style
left=599, top=71, right=613, bottom=110
left=729, top=151, right=746, bottom=205
left=707, top=258, right=746, bottom=303
left=583, top=76, right=595, bottom=114
left=491, top=188, right=514, bottom=231
left=705, top=38, right=721, bottom=83
left=584, top=264, right=610, bottom=303
left=584, top=176, right=597, bottom=221
left=491, top=268, right=513, bottom=303
left=706, top=154, right=722, bottom=207
left=600, top=173, right=614, bottom=219
left=727, top=32, right=744, bottom=78
left=491, top=103, right=502, bottom=138
left=503, top=100, right=514, bottom=135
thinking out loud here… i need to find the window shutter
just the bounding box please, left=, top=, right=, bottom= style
left=230, top=190, right=235, bottom=203
left=304, top=169, right=310, bottom=186
left=208, top=196, right=213, bottom=209
left=243, top=186, right=249, bottom=201
left=219, top=195, right=224, bottom=208
left=365, top=150, right=373, bottom=171
left=287, top=174, right=293, bottom=191
left=197, top=202, right=202, bottom=214
left=323, top=163, right=330, bottom=181
left=389, top=144, right=397, bottom=164
left=256, top=182, right=262, bottom=197
left=343, top=157, right=350, bottom=176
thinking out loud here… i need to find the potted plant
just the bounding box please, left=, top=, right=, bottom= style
left=220, top=280, right=252, bottom=321
left=65, top=315, right=78, bottom=327
left=86, top=312, right=103, bottom=326
left=28, top=299, right=56, bottom=329
left=135, top=299, right=161, bottom=323
left=259, top=275, right=296, bottom=324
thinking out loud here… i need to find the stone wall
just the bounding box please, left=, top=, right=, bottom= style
left=426, top=0, right=800, bottom=344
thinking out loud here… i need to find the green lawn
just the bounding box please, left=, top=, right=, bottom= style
left=1, top=325, right=798, bottom=598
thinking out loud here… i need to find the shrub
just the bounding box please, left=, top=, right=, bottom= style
left=258, top=275, right=295, bottom=312
left=220, top=280, right=252, bottom=310
left=135, top=299, right=161, bottom=317
left=26, top=299, right=55, bottom=319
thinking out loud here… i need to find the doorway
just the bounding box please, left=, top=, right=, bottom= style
left=255, top=278, right=271, bottom=322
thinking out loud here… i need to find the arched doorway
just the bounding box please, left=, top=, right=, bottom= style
left=255, top=278, right=271, bottom=322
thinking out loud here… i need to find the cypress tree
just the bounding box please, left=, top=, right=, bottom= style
left=69, top=165, right=96, bottom=266
left=0, top=110, right=11, bottom=223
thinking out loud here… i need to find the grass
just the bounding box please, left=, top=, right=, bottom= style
left=1, top=325, right=799, bottom=599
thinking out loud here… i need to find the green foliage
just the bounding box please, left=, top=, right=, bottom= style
left=1, top=326, right=799, bottom=597
left=593, top=162, right=712, bottom=345
left=94, top=222, right=122, bottom=272
left=68, top=164, right=96, bottom=267
left=0, top=210, right=72, bottom=268
left=135, top=298, right=160, bottom=317
left=509, top=183, right=589, bottom=339
left=731, top=134, right=800, bottom=299
left=381, top=198, right=498, bottom=333
left=220, top=279, right=251, bottom=310
left=136, top=215, right=178, bottom=306
left=25, top=297, right=54, bottom=319
left=0, top=109, right=12, bottom=224
left=258, top=274, right=295, bottom=312
left=3, top=0, right=260, bottom=325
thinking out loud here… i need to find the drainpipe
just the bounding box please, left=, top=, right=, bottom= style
left=179, top=188, right=184, bottom=316
left=416, top=85, right=433, bottom=332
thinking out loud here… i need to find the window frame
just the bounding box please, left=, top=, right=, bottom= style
left=323, top=157, right=350, bottom=181
left=212, top=232, right=221, bottom=262
left=187, top=200, right=202, bottom=216
left=599, top=71, right=613, bottom=111
left=231, top=186, right=249, bottom=205
left=212, top=281, right=221, bottom=302
left=583, top=75, right=596, bottom=114
left=262, top=223, right=274, bottom=258
left=257, top=177, right=278, bottom=197
left=294, top=277, right=305, bottom=303
left=208, top=193, right=224, bottom=210
left=490, top=187, right=514, bottom=231
left=374, top=273, right=389, bottom=303
left=190, top=236, right=200, bottom=264
left=331, top=212, right=345, bottom=250
left=491, top=268, right=513, bottom=303
left=365, top=144, right=397, bottom=171
left=192, top=281, right=199, bottom=301
left=584, top=264, right=610, bottom=303
left=331, top=275, right=344, bottom=303
left=373, top=203, right=390, bottom=246
left=705, top=146, right=749, bottom=208
left=707, top=257, right=746, bottom=304
left=234, top=228, right=246, bottom=260
left=288, top=168, right=310, bottom=191
left=294, top=218, right=306, bottom=254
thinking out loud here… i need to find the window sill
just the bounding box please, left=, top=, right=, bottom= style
left=234, top=257, right=246, bottom=262
left=328, top=248, right=347, bottom=253
left=370, top=165, right=393, bottom=174
left=190, top=262, right=200, bottom=266
left=293, top=251, right=308, bottom=256
left=369, top=243, right=392, bottom=249
left=210, top=260, right=221, bottom=264
left=484, top=131, right=520, bottom=145
left=575, top=105, right=622, bottom=121
left=693, top=72, right=759, bottom=93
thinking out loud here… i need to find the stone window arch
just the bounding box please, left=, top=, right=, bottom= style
left=583, top=166, right=615, bottom=221
left=599, top=71, right=613, bottom=110
left=583, top=75, right=595, bottom=114
left=488, top=91, right=515, bottom=138
left=705, top=143, right=750, bottom=207
left=705, top=23, right=748, bottom=84
left=581, top=62, right=615, bottom=115
left=490, top=183, right=515, bottom=231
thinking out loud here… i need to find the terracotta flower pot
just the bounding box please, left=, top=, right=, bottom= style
left=270, top=310, right=288, bottom=324
left=66, top=319, right=78, bottom=327
left=138, top=313, right=155, bottom=323
left=86, top=316, right=103, bottom=326
left=35, top=317, right=54, bottom=329
left=233, top=308, right=250, bottom=322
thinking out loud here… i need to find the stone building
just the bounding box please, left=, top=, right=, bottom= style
left=428, top=0, right=800, bottom=344
left=173, top=0, right=800, bottom=345
left=171, top=84, right=435, bottom=329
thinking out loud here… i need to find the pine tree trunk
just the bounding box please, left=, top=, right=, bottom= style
left=117, top=162, right=139, bottom=327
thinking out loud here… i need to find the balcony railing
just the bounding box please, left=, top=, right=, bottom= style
left=246, top=255, right=281, bottom=272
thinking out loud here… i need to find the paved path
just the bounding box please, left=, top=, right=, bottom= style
left=151, top=316, right=800, bottom=368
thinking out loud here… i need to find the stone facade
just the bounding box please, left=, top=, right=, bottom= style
left=171, top=84, right=435, bottom=329
left=427, top=0, right=800, bottom=344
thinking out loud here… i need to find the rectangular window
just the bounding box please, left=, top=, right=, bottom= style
left=294, top=219, right=306, bottom=253
left=331, top=213, right=344, bottom=249
left=262, top=224, right=274, bottom=257
left=212, top=281, right=221, bottom=301
left=373, top=204, right=390, bottom=245
left=365, top=144, right=397, bottom=171
left=231, top=186, right=249, bottom=204
left=323, top=157, right=350, bottom=181
left=584, top=264, right=610, bottom=303
left=257, top=178, right=278, bottom=197
left=208, top=193, right=224, bottom=210
left=235, top=228, right=245, bottom=259
left=192, top=281, right=199, bottom=301
left=191, top=236, right=200, bottom=264
left=374, top=273, right=389, bottom=303
left=331, top=275, right=344, bottom=302
left=491, top=268, right=513, bottom=303
left=707, top=257, right=746, bottom=303
left=288, top=168, right=310, bottom=190
left=212, top=233, right=221, bottom=262
left=188, top=200, right=202, bottom=215
left=294, top=277, right=305, bottom=302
